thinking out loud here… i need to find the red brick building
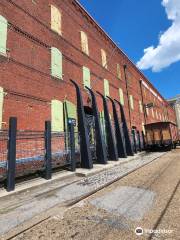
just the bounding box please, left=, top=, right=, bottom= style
left=0, top=0, right=176, bottom=133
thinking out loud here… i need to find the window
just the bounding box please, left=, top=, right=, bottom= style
left=51, top=5, right=61, bottom=35
left=156, top=110, right=158, bottom=119
left=129, top=95, right=134, bottom=110
left=101, top=49, right=107, bottom=69
left=119, top=88, right=124, bottom=105
left=51, top=99, right=64, bottom=132
left=104, top=79, right=109, bottom=96
left=0, top=15, right=8, bottom=55
left=139, top=100, right=143, bottom=113
left=159, top=113, right=162, bottom=121
left=64, top=100, right=77, bottom=131
left=146, top=107, right=149, bottom=116
left=0, top=87, right=4, bottom=129
left=83, top=66, right=90, bottom=89
left=80, top=31, right=89, bottom=55
left=152, top=108, right=154, bottom=118
left=51, top=47, right=62, bottom=79
left=142, top=122, right=145, bottom=134
left=117, top=64, right=121, bottom=79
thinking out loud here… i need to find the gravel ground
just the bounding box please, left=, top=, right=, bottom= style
left=0, top=151, right=165, bottom=236
left=10, top=149, right=180, bottom=240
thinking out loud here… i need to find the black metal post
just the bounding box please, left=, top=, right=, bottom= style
left=7, top=117, right=17, bottom=192
left=142, top=131, right=146, bottom=150
left=97, top=92, right=118, bottom=161
left=45, top=121, right=52, bottom=180
left=86, top=87, right=107, bottom=164
left=70, top=80, right=93, bottom=169
left=114, top=100, right=134, bottom=156
left=137, top=130, right=142, bottom=152
left=68, top=120, right=76, bottom=172
left=107, top=96, right=127, bottom=158
left=132, top=129, right=137, bottom=153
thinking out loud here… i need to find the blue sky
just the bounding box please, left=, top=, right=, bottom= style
left=79, top=0, right=180, bottom=99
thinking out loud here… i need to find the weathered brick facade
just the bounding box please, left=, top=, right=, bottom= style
left=0, top=0, right=176, bottom=131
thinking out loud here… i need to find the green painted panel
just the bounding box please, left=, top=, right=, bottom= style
left=83, top=66, right=90, bottom=89
left=64, top=100, right=78, bottom=146
left=129, top=95, right=134, bottom=110
left=119, top=88, right=124, bottom=106
left=51, top=99, right=64, bottom=132
left=0, top=15, right=7, bottom=55
left=104, top=79, right=109, bottom=97
left=51, top=47, right=62, bottom=79
left=0, top=87, right=4, bottom=129
left=64, top=100, right=77, bottom=130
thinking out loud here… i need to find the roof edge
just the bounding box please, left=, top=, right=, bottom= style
left=74, top=0, right=169, bottom=104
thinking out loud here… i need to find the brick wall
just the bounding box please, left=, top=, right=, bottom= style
left=0, top=0, right=176, bottom=131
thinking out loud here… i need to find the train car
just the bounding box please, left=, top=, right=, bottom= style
left=145, top=122, right=179, bottom=150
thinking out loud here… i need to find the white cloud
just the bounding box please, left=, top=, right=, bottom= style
left=136, top=0, right=180, bottom=72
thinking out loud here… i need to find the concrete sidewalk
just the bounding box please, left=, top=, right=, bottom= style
left=0, top=151, right=166, bottom=239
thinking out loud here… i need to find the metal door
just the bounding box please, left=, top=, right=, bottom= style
left=85, top=114, right=96, bottom=160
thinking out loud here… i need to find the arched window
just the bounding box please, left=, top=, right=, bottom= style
left=51, top=47, right=62, bottom=79
left=51, top=5, right=62, bottom=35
left=101, top=49, right=107, bottom=69
left=0, top=15, right=8, bottom=55
left=80, top=31, right=89, bottom=55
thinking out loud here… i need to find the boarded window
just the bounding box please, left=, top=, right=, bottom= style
left=101, top=49, right=107, bottom=69
left=83, top=66, right=90, bottom=89
left=80, top=31, right=89, bottom=55
left=64, top=100, right=78, bottom=146
left=64, top=100, right=77, bottom=131
left=51, top=47, right=62, bottom=79
left=104, top=79, right=109, bottom=97
left=0, top=15, right=8, bottom=55
left=146, top=107, right=149, bottom=115
left=139, top=100, right=143, bottom=113
left=51, top=99, right=64, bottom=132
left=152, top=108, right=154, bottom=118
left=117, top=64, right=121, bottom=79
left=159, top=113, right=162, bottom=120
left=51, top=5, right=62, bottom=35
left=156, top=110, right=158, bottom=119
left=129, top=95, right=134, bottom=110
left=142, top=122, right=145, bottom=134
left=0, top=87, right=4, bottom=129
left=126, top=71, right=132, bottom=85
left=119, top=88, right=124, bottom=105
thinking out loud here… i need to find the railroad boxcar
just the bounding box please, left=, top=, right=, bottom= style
left=145, top=122, right=179, bottom=150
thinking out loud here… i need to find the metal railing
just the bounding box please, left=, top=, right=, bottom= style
left=0, top=118, right=80, bottom=192
left=0, top=130, right=8, bottom=181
